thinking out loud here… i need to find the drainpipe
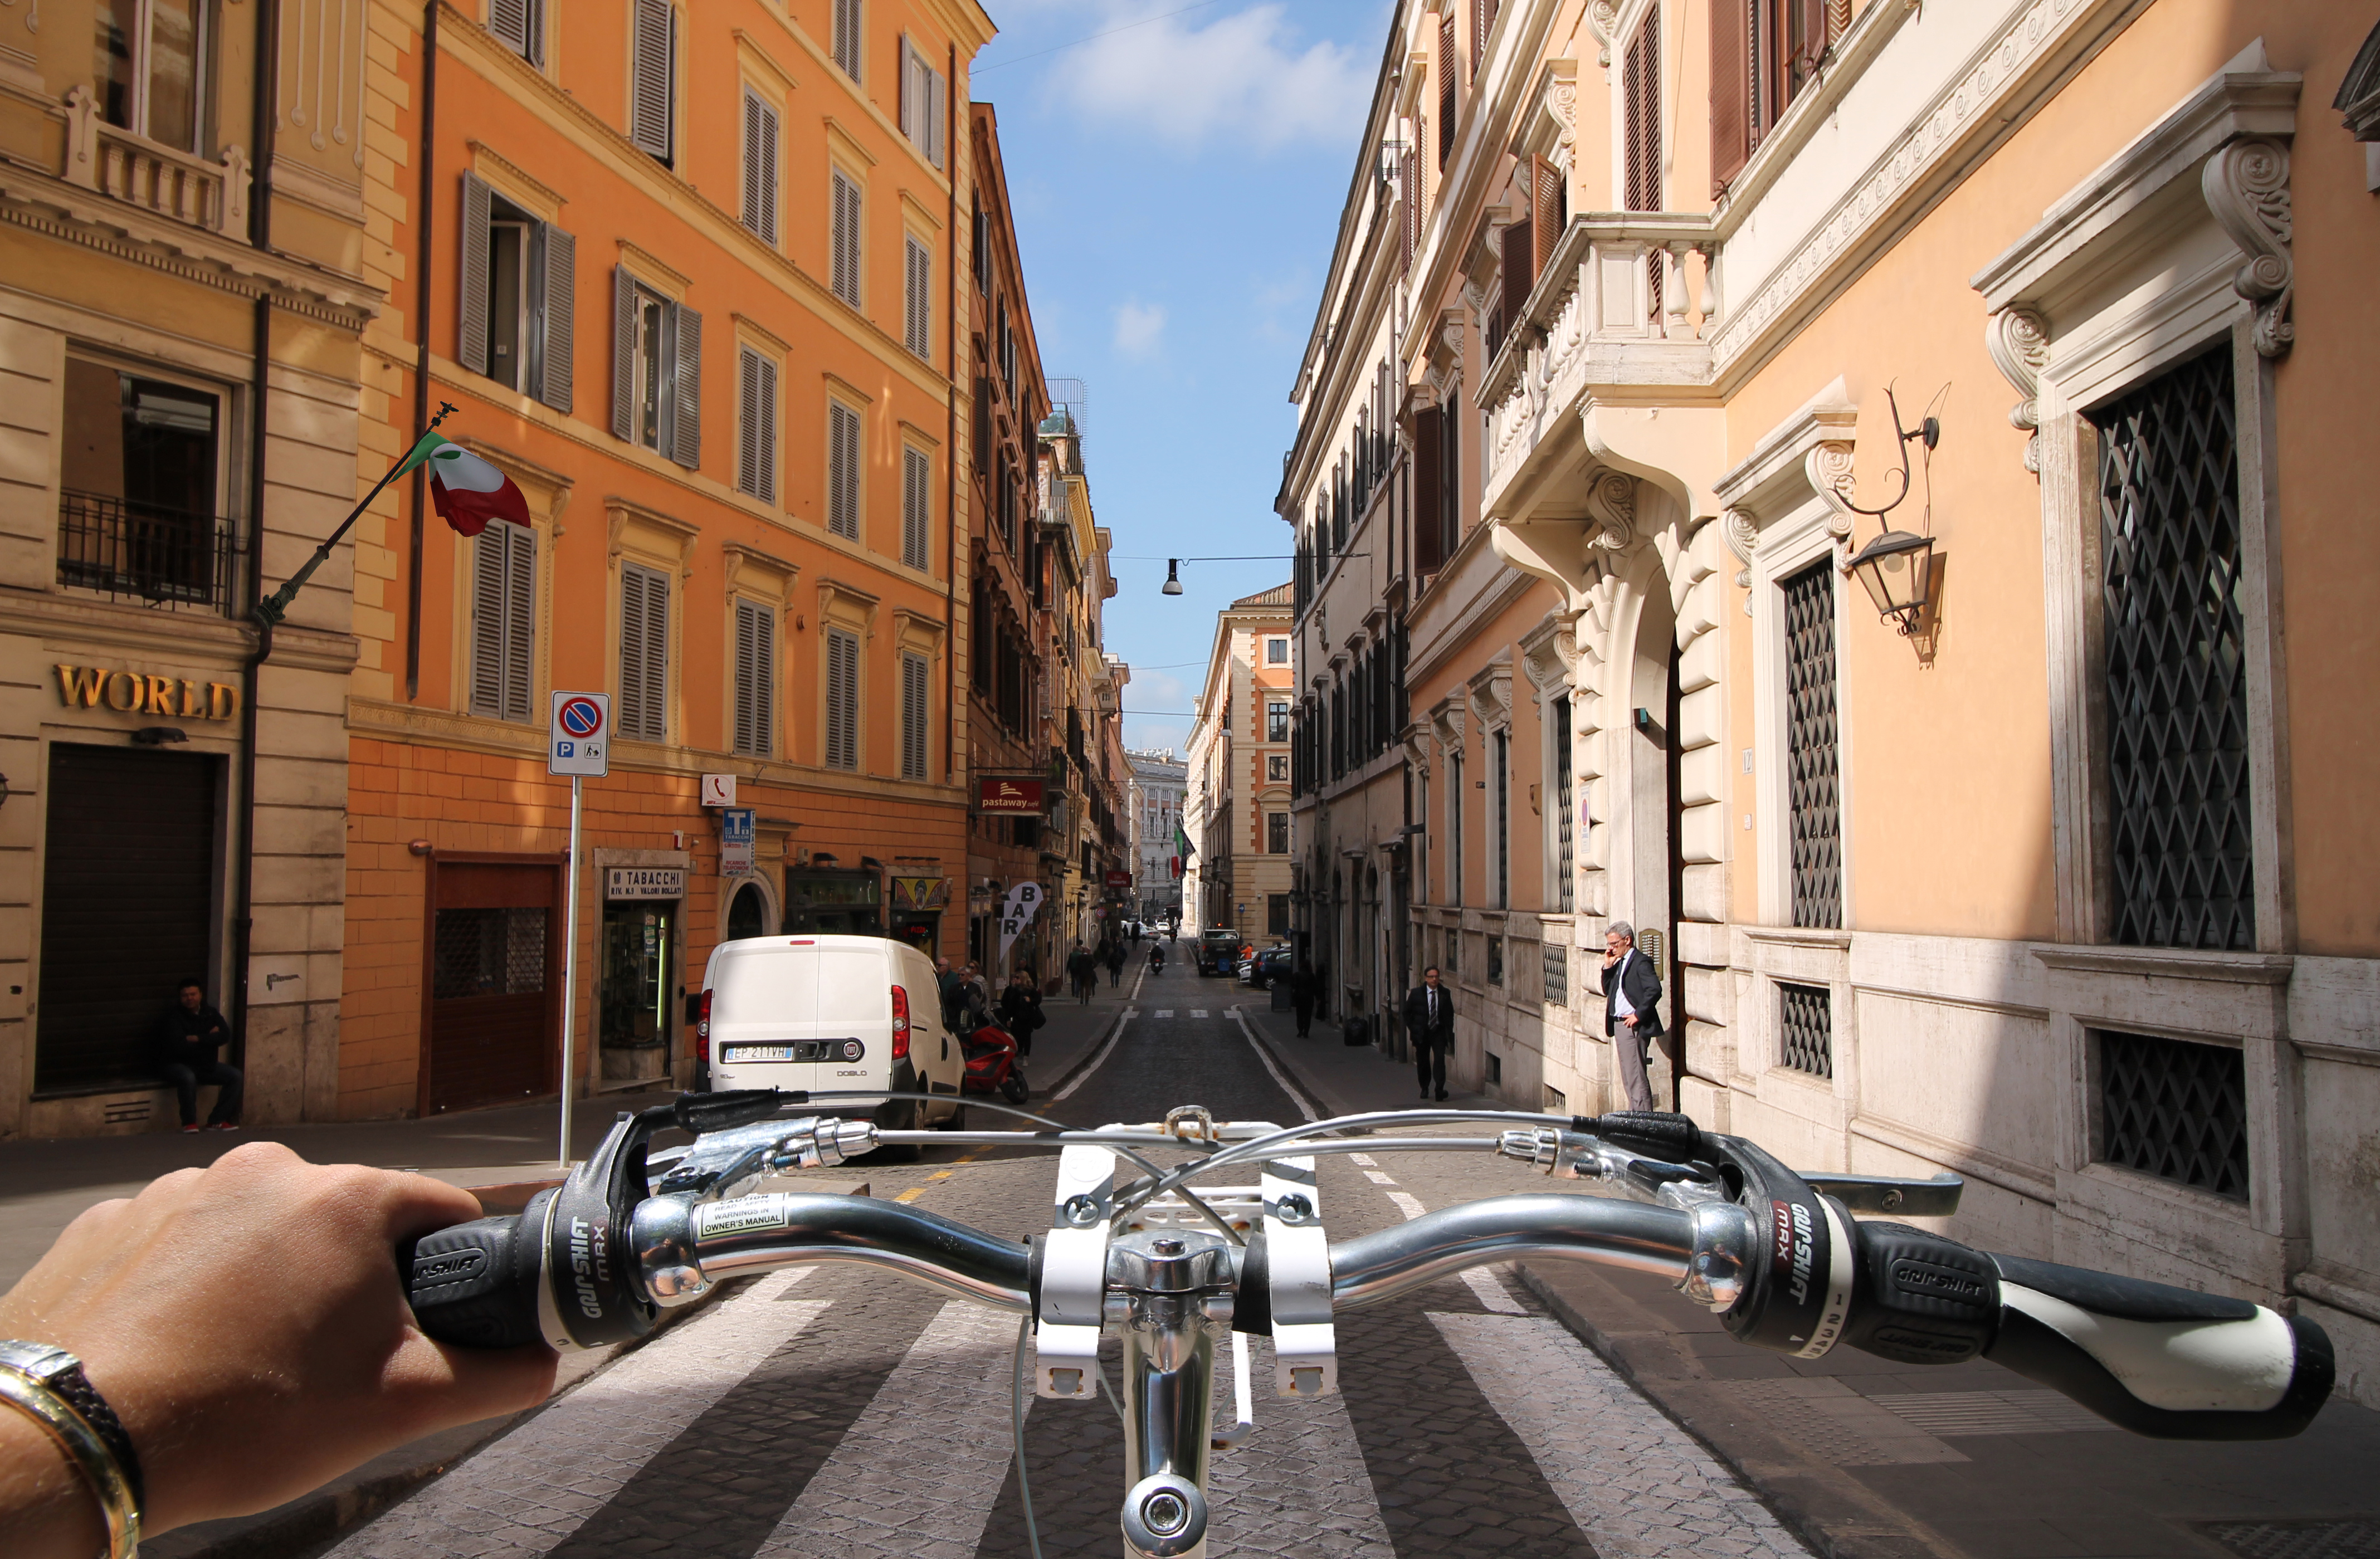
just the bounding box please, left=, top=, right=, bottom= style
left=232, top=0, right=281, bottom=1077
left=943, top=45, right=959, bottom=785
left=406, top=0, right=440, bottom=700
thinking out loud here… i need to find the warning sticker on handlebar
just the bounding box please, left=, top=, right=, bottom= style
left=698, top=1200, right=790, bottom=1237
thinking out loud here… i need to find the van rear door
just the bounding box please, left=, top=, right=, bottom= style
left=812, top=943, right=891, bottom=1105
left=711, top=941, right=822, bottom=1092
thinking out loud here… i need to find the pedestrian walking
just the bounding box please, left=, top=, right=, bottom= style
left=996, top=971, right=1046, bottom=1058
left=1105, top=940, right=1125, bottom=989
left=1066, top=944, right=1099, bottom=1004
left=155, top=976, right=242, bottom=1132
left=1401, top=967, right=1455, bottom=1101
left=1597, top=921, right=1666, bottom=1112
left=1291, top=965, right=1316, bottom=1038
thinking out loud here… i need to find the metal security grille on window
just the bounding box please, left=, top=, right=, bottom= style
left=433, top=908, right=547, bottom=999
left=2090, top=345, right=2254, bottom=951
left=2098, top=1028, right=2248, bottom=1199
left=1778, top=981, right=1832, bottom=1078
left=1543, top=942, right=1567, bottom=1007
left=1784, top=562, right=1842, bottom=928
left=1553, top=694, right=1574, bottom=912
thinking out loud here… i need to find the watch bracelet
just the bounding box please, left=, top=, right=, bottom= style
left=0, top=1353, right=143, bottom=1559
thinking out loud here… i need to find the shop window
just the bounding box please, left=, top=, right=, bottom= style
left=599, top=902, right=675, bottom=1078
left=785, top=867, right=881, bottom=934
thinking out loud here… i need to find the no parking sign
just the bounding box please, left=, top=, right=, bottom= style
left=549, top=691, right=611, bottom=777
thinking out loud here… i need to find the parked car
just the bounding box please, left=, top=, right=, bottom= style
left=697, top=934, right=965, bottom=1132
left=1193, top=930, right=1243, bottom=976
left=1242, top=946, right=1294, bottom=990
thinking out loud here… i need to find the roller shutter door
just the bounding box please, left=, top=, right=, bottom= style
left=37, top=744, right=221, bottom=1092
left=428, top=862, right=557, bottom=1112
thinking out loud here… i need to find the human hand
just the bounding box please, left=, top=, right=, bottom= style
left=0, top=1142, right=555, bottom=1548
left=1622, top=1013, right=1638, bottom=1028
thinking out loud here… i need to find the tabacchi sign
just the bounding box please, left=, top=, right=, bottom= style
left=56, top=665, right=240, bottom=720
left=976, top=776, right=1044, bottom=815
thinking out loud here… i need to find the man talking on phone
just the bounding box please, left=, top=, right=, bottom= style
left=1597, top=922, right=1664, bottom=1111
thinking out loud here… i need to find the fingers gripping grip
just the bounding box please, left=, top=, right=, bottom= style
left=401, top=1191, right=553, bottom=1350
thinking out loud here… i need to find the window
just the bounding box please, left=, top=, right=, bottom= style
left=899, top=651, right=930, bottom=779
left=460, top=174, right=576, bottom=410
left=1266, top=812, right=1289, bottom=854
left=1267, top=893, right=1290, bottom=936
left=1552, top=694, right=1574, bottom=912
left=469, top=520, right=536, bottom=722
left=1782, top=561, right=1842, bottom=928
left=628, top=0, right=674, bottom=164
left=733, top=599, right=776, bottom=756
left=94, top=0, right=207, bottom=151
left=1266, top=636, right=1289, bottom=664
left=1267, top=700, right=1289, bottom=743
left=904, top=236, right=933, bottom=358
left=901, top=446, right=931, bottom=570
left=1492, top=730, right=1511, bottom=908
left=618, top=561, right=670, bottom=742
left=898, top=36, right=948, bottom=169
left=1710, top=0, right=1835, bottom=196
left=1267, top=754, right=1287, bottom=783
left=2096, top=1029, right=2247, bottom=1199
left=487, top=0, right=543, bottom=65
left=1623, top=8, right=1661, bottom=310
left=831, top=172, right=864, bottom=308
left=825, top=627, right=860, bottom=769
left=1487, top=935, right=1504, bottom=985
left=1436, top=12, right=1455, bottom=164
left=832, top=0, right=863, bottom=82
left=2089, top=345, right=2252, bottom=950
left=1449, top=750, right=1464, bottom=906
left=827, top=400, right=862, bottom=540
left=57, top=362, right=230, bottom=612
left=611, top=267, right=699, bottom=466
left=1778, top=981, right=1832, bottom=1078
left=1543, top=942, right=1567, bottom=1007
left=741, top=90, right=780, bottom=245
left=736, top=347, right=777, bottom=502
left=1485, top=1051, right=1501, bottom=1083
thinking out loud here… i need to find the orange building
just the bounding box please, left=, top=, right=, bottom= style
left=344, top=0, right=992, bottom=1117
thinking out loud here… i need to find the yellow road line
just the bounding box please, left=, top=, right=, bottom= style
left=894, top=1187, right=926, bottom=1203
left=927, top=1170, right=954, bottom=1180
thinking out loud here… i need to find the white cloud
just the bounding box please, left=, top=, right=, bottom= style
left=1056, top=3, right=1370, bottom=153
left=1113, top=299, right=1168, bottom=358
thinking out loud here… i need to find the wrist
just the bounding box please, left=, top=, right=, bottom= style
left=0, top=1403, right=108, bottom=1559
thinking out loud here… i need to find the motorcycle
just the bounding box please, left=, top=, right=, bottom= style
left=404, top=1092, right=2336, bottom=1559
left=960, top=1018, right=1030, bottom=1105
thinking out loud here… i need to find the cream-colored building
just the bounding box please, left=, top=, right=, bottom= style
left=0, top=2, right=377, bottom=1135
left=1315, top=0, right=2380, bottom=1402
left=1184, top=585, right=1295, bottom=942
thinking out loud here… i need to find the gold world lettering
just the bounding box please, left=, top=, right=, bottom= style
left=180, top=680, right=204, bottom=717
left=54, top=666, right=106, bottom=707
left=145, top=675, right=175, bottom=715
left=104, top=672, right=140, bottom=712
left=209, top=683, right=240, bottom=721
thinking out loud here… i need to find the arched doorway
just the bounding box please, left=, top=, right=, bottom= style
left=726, top=880, right=768, bottom=941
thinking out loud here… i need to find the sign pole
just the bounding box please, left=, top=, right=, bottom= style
left=559, top=771, right=582, bottom=1166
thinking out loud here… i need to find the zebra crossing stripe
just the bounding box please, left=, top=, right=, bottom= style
left=325, top=1270, right=827, bottom=1559
left=1431, top=1313, right=1815, bottom=1559
left=1207, top=1335, right=1396, bottom=1557
left=1155, top=1009, right=1174, bottom=1018
left=749, top=1301, right=1023, bottom=1557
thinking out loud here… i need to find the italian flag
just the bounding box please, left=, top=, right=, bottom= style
left=397, top=431, right=530, bottom=537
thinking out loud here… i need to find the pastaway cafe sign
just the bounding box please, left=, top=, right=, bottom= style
left=55, top=664, right=241, bottom=720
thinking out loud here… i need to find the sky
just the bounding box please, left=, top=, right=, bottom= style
left=969, top=0, right=1394, bottom=752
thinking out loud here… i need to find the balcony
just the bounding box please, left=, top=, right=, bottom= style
left=62, top=87, right=252, bottom=237
left=56, top=490, right=242, bottom=615
left=1480, top=216, right=1720, bottom=504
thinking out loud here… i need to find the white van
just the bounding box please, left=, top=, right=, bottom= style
left=697, top=934, right=964, bottom=1128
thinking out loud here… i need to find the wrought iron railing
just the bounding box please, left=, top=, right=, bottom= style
left=56, top=489, right=241, bottom=613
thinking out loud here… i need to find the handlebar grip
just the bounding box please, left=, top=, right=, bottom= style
left=1983, top=1254, right=2333, bottom=1440
left=400, top=1195, right=551, bottom=1350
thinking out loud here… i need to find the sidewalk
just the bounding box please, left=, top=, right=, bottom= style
left=1243, top=1008, right=2380, bottom=1559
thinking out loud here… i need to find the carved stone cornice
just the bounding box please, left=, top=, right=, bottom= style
left=1984, top=307, right=2051, bottom=474
left=2202, top=136, right=2294, bottom=359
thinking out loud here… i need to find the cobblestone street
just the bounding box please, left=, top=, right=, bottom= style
left=326, top=957, right=1812, bottom=1558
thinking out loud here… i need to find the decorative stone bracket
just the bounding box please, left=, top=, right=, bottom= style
left=1983, top=306, right=2051, bottom=474
left=2203, top=135, right=2294, bottom=360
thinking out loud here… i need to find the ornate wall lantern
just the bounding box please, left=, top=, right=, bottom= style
left=1832, top=385, right=1942, bottom=643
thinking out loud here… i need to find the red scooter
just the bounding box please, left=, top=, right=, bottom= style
left=961, top=1019, right=1030, bottom=1105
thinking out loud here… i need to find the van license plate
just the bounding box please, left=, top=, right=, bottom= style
left=721, top=1042, right=838, bottom=1063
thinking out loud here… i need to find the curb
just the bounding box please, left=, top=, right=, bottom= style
left=1036, top=1005, right=1126, bottom=1101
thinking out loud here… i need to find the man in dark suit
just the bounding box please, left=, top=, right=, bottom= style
left=1402, top=967, right=1456, bottom=1101
left=1597, top=921, right=1664, bottom=1110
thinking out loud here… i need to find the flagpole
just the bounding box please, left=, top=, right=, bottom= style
left=253, top=400, right=459, bottom=628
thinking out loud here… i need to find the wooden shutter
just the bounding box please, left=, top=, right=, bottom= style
left=1399, top=149, right=1417, bottom=274
left=835, top=0, right=861, bottom=80
left=669, top=302, right=701, bottom=469
left=1471, top=0, right=1487, bottom=75
left=742, top=91, right=779, bottom=243
left=734, top=598, right=773, bottom=756
left=489, top=0, right=531, bottom=57
left=1499, top=218, right=1533, bottom=329
left=611, top=266, right=637, bottom=442
left=1531, top=156, right=1562, bottom=276
left=537, top=222, right=574, bottom=413
left=460, top=172, right=492, bottom=376
left=903, top=447, right=929, bottom=569
left=826, top=627, right=858, bottom=769
left=736, top=347, right=775, bottom=501
left=829, top=402, right=861, bottom=539
left=904, top=237, right=929, bottom=356
left=1711, top=0, right=1753, bottom=195
left=1625, top=13, right=1661, bottom=211
left=926, top=64, right=947, bottom=169
left=1412, top=404, right=1443, bottom=575
left=831, top=174, right=861, bottom=306
left=471, top=522, right=535, bottom=723
left=619, top=561, right=669, bottom=741
left=901, top=651, right=928, bottom=778
left=1437, top=13, right=1456, bottom=158
left=630, top=0, right=672, bottom=160
left=898, top=38, right=915, bottom=143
